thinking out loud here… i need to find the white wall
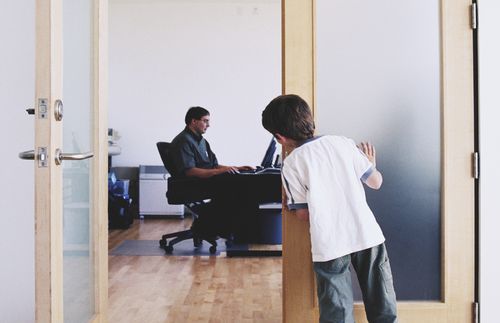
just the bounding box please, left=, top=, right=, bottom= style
left=478, top=1, right=500, bottom=322
left=109, top=0, right=281, bottom=167
left=0, top=1, right=35, bottom=322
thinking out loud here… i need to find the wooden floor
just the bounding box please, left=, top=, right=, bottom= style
left=108, top=218, right=283, bottom=323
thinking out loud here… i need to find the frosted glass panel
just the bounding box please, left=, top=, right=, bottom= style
left=62, top=0, right=95, bottom=321
left=316, top=0, right=441, bottom=300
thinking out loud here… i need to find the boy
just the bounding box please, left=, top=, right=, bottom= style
left=261, top=94, right=397, bottom=323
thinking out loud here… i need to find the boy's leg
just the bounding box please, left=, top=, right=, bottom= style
left=313, top=255, right=355, bottom=323
left=351, top=243, right=397, bottom=323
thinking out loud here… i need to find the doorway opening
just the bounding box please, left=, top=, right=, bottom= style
left=107, top=1, right=283, bottom=321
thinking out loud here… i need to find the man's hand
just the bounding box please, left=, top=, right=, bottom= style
left=359, top=142, right=376, bottom=167
left=218, top=165, right=240, bottom=174
left=237, top=166, right=255, bottom=171
left=185, top=165, right=238, bottom=178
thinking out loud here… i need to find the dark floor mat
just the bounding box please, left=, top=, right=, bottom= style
left=110, top=239, right=248, bottom=256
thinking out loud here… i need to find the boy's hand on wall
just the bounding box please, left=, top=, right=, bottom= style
left=359, top=142, right=376, bottom=168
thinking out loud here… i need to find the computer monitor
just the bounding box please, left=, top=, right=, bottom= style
left=260, top=138, right=277, bottom=168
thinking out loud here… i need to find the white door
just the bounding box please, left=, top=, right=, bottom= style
left=21, top=0, right=108, bottom=321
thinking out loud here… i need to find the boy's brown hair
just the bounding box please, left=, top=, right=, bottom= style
left=262, top=94, right=315, bottom=141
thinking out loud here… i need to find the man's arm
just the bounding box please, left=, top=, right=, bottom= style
left=359, top=142, right=383, bottom=190
left=185, top=165, right=239, bottom=179
left=217, top=164, right=255, bottom=172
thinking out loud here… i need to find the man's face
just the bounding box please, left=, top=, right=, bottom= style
left=191, top=115, right=210, bottom=135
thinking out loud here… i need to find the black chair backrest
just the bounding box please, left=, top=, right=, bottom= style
left=157, top=141, right=210, bottom=204
left=156, top=142, right=176, bottom=176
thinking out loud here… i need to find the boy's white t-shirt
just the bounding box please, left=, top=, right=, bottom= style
left=282, top=135, right=385, bottom=262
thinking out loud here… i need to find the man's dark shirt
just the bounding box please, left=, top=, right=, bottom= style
left=169, top=127, right=218, bottom=177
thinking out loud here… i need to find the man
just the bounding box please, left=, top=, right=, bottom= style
left=169, top=106, right=254, bottom=240
left=170, top=106, right=253, bottom=178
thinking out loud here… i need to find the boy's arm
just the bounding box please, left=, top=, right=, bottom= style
left=359, top=142, right=383, bottom=190
left=295, top=208, right=310, bottom=221
left=282, top=164, right=310, bottom=221
left=364, top=169, right=383, bottom=190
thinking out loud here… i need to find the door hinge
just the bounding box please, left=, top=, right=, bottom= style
left=473, top=152, right=479, bottom=179
left=471, top=3, right=478, bottom=30
left=473, top=302, right=479, bottom=323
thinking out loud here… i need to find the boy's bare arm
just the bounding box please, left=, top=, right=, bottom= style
left=365, top=170, right=383, bottom=190
left=359, top=142, right=383, bottom=190
left=296, top=208, right=310, bottom=221
left=284, top=203, right=310, bottom=221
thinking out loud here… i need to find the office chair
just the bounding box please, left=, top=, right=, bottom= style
left=156, top=142, right=219, bottom=254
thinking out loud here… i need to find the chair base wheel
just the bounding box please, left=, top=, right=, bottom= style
left=165, top=245, right=173, bottom=253
left=193, top=237, right=202, bottom=247
left=209, top=246, right=217, bottom=254
left=159, top=239, right=166, bottom=247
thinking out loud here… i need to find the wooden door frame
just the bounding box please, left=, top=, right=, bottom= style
left=35, top=0, right=108, bottom=322
left=35, top=0, right=63, bottom=321
left=281, top=0, right=475, bottom=322
left=91, top=0, right=109, bottom=322
left=281, top=0, right=317, bottom=322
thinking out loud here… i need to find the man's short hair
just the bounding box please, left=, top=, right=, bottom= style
left=262, top=94, right=315, bottom=141
left=185, top=106, right=210, bottom=125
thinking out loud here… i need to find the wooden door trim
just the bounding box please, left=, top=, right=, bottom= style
left=35, top=0, right=108, bottom=322
left=355, top=302, right=447, bottom=322
left=91, top=0, right=109, bottom=321
left=35, top=0, right=64, bottom=321
left=441, top=0, right=475, bottom=319
left=281, top=0, right=316, bottom=322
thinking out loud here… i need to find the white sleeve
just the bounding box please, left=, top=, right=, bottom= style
left=348, top=139, right=374, bottom=181
left=282, top=161, right=308, bottom=210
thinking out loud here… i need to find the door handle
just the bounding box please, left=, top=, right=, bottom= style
left=19, top=150, right=35, bottom=160
left=19, top=148, right=48, bottom=167
left=55, top=149, right=94, bottom=165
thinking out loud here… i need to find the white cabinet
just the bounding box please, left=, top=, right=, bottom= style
left=139, top=165, right=184, bottom=217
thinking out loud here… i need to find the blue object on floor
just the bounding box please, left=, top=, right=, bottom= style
left=108, top=170, right=133, bottom=229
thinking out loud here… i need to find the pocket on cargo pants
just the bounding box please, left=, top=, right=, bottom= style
left=379, top=256, right=395, bottom=295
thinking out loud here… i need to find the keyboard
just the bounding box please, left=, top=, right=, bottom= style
left=237, top=167, right=281, bottom=175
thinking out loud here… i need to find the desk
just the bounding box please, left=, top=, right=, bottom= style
left=167, top=172, right=282, bottom=204
left=167, top=172, right=282, bottom=244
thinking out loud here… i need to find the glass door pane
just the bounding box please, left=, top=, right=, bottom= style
left=62, top=0, right=95, bottom=320
left=316, top=0, right=441, bottom=300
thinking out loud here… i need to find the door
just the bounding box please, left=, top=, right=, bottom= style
left=24, top=0, right=108, bottom=321
left=282, top=0, right=474, bottom=322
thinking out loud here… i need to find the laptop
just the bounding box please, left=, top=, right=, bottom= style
left=237, top=138, right=281, bottom=175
